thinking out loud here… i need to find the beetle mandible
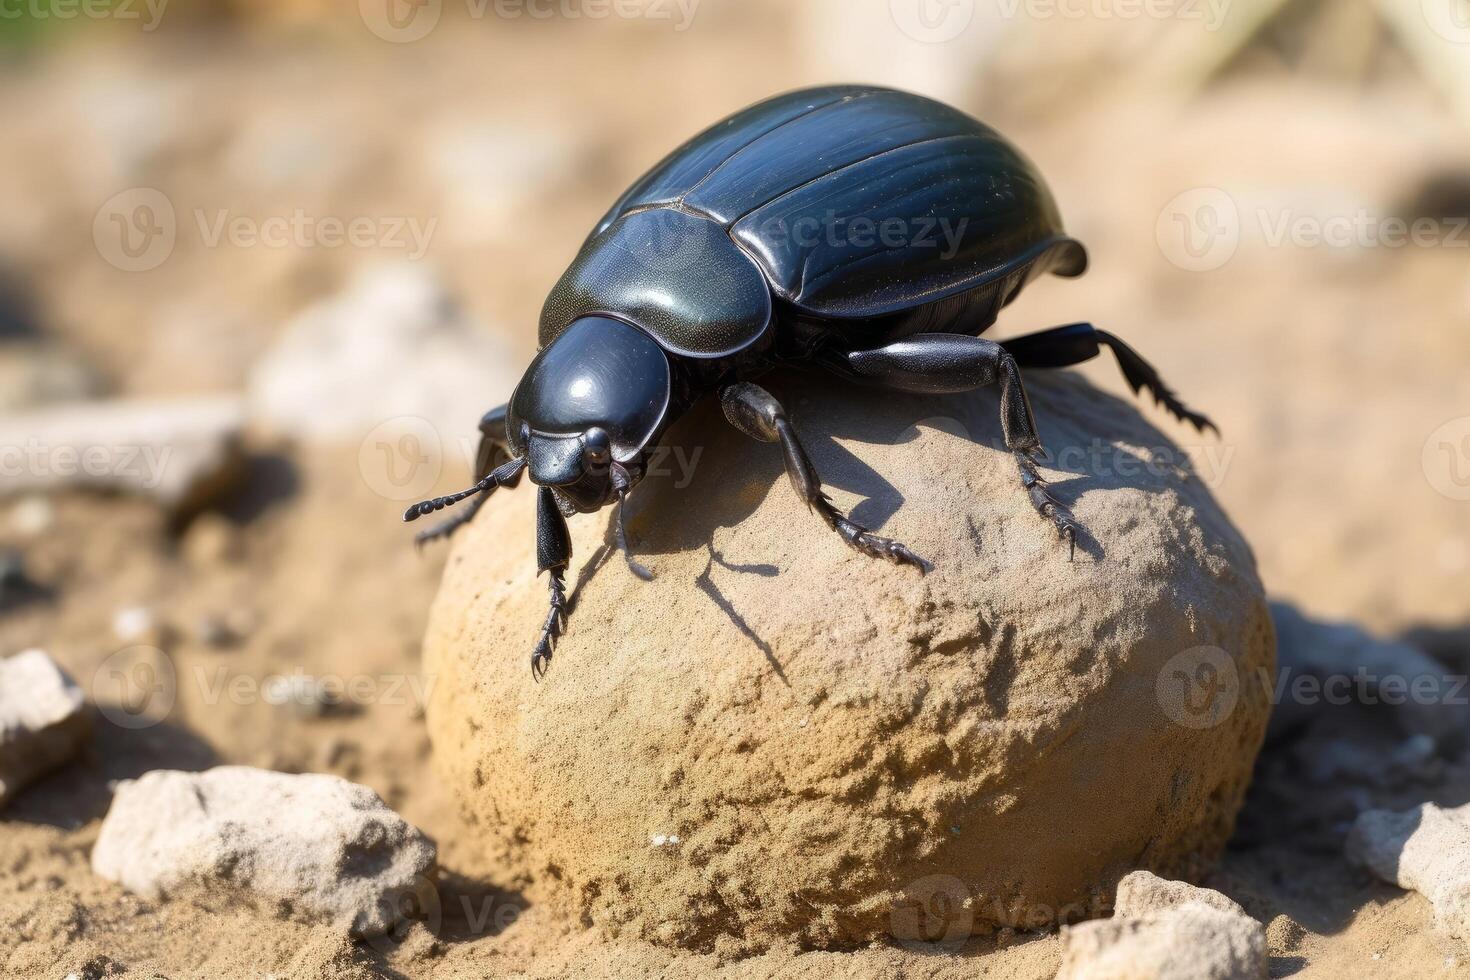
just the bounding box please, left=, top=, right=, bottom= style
left=404, top=85, right=1215, bottom=679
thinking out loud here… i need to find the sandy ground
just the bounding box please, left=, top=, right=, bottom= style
left=2, top=4, right=1469, bottom=977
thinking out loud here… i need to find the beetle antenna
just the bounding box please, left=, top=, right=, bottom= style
left=403, top=456, right=526, bottom=523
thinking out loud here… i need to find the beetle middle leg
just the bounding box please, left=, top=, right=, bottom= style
left=825, top=334, right=1081, bottom=559
left=719, top=382, right=929, bottom=571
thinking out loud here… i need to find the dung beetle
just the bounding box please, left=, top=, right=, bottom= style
left=404, top=85, right=1215, bottom=679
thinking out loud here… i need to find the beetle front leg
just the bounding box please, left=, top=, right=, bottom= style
left=531, top=486, right=572, bottom=680
left=720, top=382, right=929, bottom=571
left=827, top=334, right=1081, bottom=559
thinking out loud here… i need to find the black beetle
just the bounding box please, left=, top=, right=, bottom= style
left=404, top=85, right=1214, bottom=679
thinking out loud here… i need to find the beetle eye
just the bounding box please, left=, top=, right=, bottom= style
left=584, top=427, right=611, bottom=464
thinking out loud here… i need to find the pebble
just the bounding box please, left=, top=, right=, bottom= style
left=1348, top=801, right=1470, bottom=938
left=1057, top=872, right=1267, bottom=979
left=0, top=649, right=91, bottom=809
left=91, top=766, right=436, bottom=938
left=0, top=396, right=246, bottom=515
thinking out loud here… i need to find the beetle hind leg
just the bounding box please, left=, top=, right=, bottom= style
left=824, top=333, right=1083, bottom=560
left=1018, top=451, right=1079, bottom=561
left=1001, top=323, right=1217, bottom=435
left=720, top=382, right=930, bottom=572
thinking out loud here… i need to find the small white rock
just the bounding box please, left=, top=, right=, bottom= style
left=1348, top=801, right=1470, bottom=938
left=1057, top=872, right=1267, bottom=980
left=262, top=673, right=343, bottom=719
left=0, top=396, right=245, bottom=514
left=0, top=649, right=90, bottom=808
left=112, top=606, right=156, bottom=643
left=10, top=495, right=54, bottom=536
left=91, top=766, right=436, bottom=937
left=248, top=264, right=521, bottom=447
left=1113, top=870, right=1249, bottom=919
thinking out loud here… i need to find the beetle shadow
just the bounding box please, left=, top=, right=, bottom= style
left=3, top=712, right=218, bottom=829
left=621, top=368, right=1199, bottom=567
left=693, top=546, right=789, bottom=685
left=584, top=503, right=787, bottom=679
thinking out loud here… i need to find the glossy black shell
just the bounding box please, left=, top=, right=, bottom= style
left=539, top=85, right=1087, bottom=360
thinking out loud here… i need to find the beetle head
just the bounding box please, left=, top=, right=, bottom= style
left=506, top=315, right=671, bottom=514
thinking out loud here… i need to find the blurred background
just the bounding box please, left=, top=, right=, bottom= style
left=2, top=0, right=1468, bottom=626
left=1, top=0, right=1469, bottom=974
